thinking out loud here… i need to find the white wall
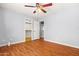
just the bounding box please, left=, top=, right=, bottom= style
left=0, top=8, right=40, bottom=47
left=0, top=8, right=27, bottom=46
left=44, top=4, right=79, bottom=48
left=0, top=8, right=8, bottom=46
left=33, top=20, right=40, bottom=39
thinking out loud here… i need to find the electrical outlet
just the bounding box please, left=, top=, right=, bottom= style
left=8, top=42, right=10, bottom=46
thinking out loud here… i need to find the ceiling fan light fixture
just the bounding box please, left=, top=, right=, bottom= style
left=25, top=3, right=53, bottom=14
left=37, top=8, right=42, bottom=12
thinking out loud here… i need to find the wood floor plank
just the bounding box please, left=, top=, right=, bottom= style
left=0, top=39, right=79, bottom=56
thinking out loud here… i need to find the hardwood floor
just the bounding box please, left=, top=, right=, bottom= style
left=0, top=39, right=79, bottom=56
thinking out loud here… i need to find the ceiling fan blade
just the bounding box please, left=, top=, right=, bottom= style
left=42, top=3, right=52, bottom=7
left=33, top=10, right=36, bottom=13
left=40, top=8, right=47, bottom=13
left=24, top=5, right=36, bottom=7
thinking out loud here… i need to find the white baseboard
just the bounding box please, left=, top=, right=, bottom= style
left=1, top=39, right=79, bottom=49
left=45, top=40, right=79, bottom=49
left=11, top=41, right=24, bottom=45
left=0, top=43, right=8, bottom=47
left=0, top=40, right=24, bottom=47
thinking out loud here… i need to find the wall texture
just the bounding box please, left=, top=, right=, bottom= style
left=0, top=8, right=26, bottom=46
left=0, top=8, right=8, bottom=46
left=33, top=20, right=40, bottom=39
left=0, top=8, right=40, bottom=47
left=44, top=4, right=79, bottom=48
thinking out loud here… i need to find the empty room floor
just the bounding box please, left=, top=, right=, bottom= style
left=0, top=39, right=79, bottom=56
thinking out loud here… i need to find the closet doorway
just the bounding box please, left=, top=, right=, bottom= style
left=40, top=21, right=44, bottom=39
left=24, top=19, right=32, bottom=42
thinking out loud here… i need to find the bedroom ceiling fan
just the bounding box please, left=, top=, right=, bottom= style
left=24, top=3, right=53, bottom=13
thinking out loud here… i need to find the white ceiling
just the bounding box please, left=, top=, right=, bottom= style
left=0, top=3, right=78, bottom=19
left=0, top=3, right=56, bottom=19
